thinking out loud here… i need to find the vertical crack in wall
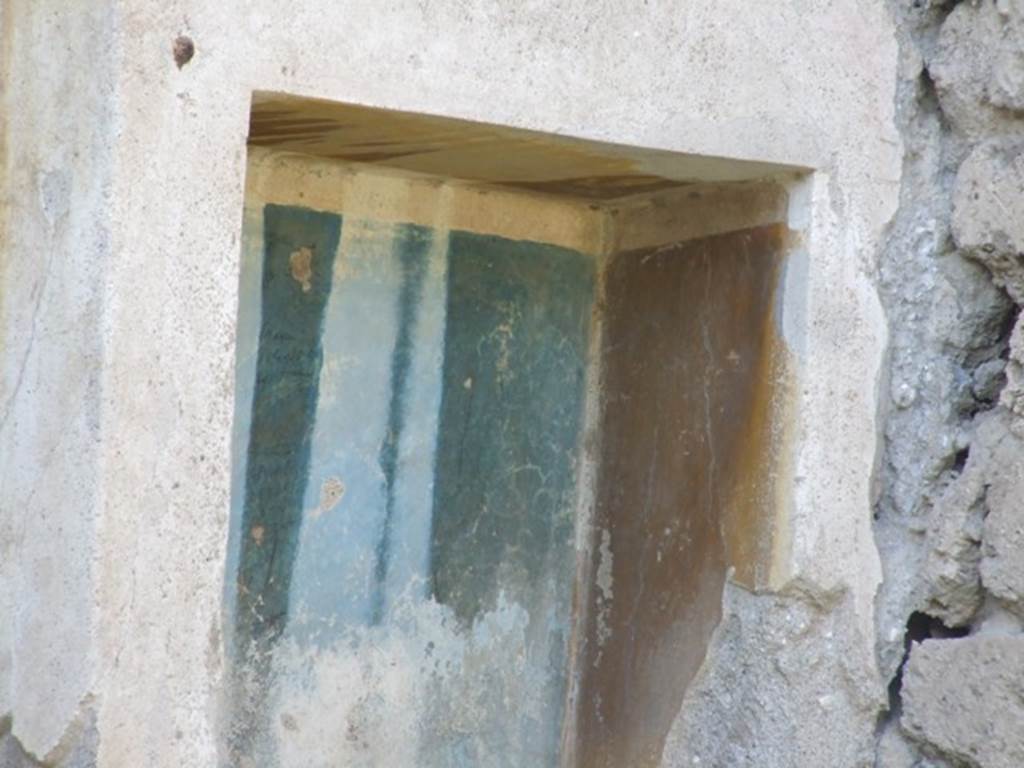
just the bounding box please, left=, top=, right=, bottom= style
left=876, top=1, right=1024, bottom=765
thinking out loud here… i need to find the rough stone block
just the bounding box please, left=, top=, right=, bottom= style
left=979, top=435, right=1024, bottom=612
left=952, top=139, right=1024, bottom=303
left=930, top=1, right=1024, bottom=141
left=902, top=636, right=1024, bottom=767
left=923, top=411, right=1024, bottom=622
left=923, top=469, right=985, bottom=626
left=876, top=721, right=925, bottom=768
left=1001, top=316, right=1024, bottom=420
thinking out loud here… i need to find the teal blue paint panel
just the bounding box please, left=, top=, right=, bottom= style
left=234, top=204, right=341, bottom=655
left=430, top=231, right=595, bottom=625
left=426, top=231, right=595, bottom=767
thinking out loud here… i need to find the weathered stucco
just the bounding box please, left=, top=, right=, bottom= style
left=0, top=2, right=114, bottom=762
left=0, top=0, right=906, bottom=766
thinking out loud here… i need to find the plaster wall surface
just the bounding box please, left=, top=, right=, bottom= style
left=0, top=3, right=114, bottom=763
left=0, top=1, right=901, bottom=766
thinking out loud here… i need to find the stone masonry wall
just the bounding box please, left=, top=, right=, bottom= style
left=876, top=2, right=1024, bottom=766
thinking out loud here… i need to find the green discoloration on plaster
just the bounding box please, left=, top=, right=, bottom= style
left=234, top=204, right=341, bottom=654
left=429, top=231, right=595, bottom=626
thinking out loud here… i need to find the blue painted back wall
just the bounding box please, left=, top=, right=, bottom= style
left=227, top=204, right=595, bottom=767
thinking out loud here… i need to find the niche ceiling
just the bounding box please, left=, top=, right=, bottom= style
left=249, top=92, right=792, bottom=201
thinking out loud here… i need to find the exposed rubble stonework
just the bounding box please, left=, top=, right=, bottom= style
left=875, top=1, right=1024, bottom=766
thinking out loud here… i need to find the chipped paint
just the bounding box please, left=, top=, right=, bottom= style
left=594, top=528, right=614, bottom=651
left=311, top=477, right=345, bottom=519
left=288, top=247, right=314, bottom=293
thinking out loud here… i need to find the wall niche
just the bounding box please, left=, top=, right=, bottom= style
left=222, top=93, right=799, bottom=768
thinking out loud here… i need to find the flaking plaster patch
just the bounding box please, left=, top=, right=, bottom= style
left=594, top=528, right=613, bottom=651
